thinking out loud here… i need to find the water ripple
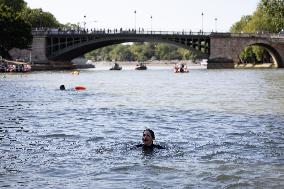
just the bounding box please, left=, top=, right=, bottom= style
left=1, top=69, right=284, bottom=188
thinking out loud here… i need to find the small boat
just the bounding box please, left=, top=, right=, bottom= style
left=135, top=63, right=147, bottom=70
left=0, top=58, right=31, bottom=72
left=110, top=63, right=122, bottom=70
left=174, top=63, right=189, bottom=73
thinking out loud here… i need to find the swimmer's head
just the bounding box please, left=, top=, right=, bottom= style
left=60, top=85, right=65, bottom=90
left=142, top=129, right=155, bottom=146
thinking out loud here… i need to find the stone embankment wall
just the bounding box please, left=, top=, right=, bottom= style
left=9, top=48, right=31, bottom=62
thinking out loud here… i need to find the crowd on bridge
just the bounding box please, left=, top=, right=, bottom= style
left=33, top=27, right=207, bottom=36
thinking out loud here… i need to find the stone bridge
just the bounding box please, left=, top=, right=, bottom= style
left=209, top=33, right=284, bottom=68
left=31, top=29, right=284, bottom=69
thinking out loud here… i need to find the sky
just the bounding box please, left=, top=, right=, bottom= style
left=25, top=0, right=260, bottom=32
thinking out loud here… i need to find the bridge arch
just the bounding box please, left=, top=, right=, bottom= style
left=237, top=42, right=283, bottom=68
left=48, top=35, right=209, bottom=61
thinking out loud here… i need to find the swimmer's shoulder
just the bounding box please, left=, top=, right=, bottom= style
left=154, top=144, right=166, bottom=149
left=135, top=144, right=143, bottom=148
left=135, top=144, right=165, bottom=149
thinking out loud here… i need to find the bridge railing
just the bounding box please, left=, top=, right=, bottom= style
left=32, top=28, right=211, bottom=36
left=211, top=32, right=284, bottom=38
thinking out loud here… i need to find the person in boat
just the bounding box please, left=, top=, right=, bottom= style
left=114, top=63, right=119, bottom=68
left=136, top=129, right=165, bottom=150
left=110, top=62, right=122, bottom=70
left=135, top=62, right=147, bottom=70
left=174, top=64, right=179, bottom=72
left=184, top=64, right=188, bottom=72
left=174, top=63, right=188, bottom=73
left=180, top=64, right=185, bottom=72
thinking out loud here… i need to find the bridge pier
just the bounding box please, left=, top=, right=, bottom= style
left=31, top=33, right=77, bottom=70
left=207, top=34, right=239, bottom=69
left=31, top=34, right=49, bottom=64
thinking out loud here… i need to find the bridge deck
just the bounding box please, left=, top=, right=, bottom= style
left=32, top=28, right=211, bottom=37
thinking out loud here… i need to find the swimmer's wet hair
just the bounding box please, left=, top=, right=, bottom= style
left=144, top=129, right=155, bottom=140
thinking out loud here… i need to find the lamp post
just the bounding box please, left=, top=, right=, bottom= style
left=150, top=15, right=153, bottom=32
left=134, top=10, right=137, bottom=31
left=201, top=12, right=204, bottom=33
left=39, top=9, right=43, bottom=29
left=83, top=15, right=86, bottom=30
left=215, top=18, right=217, bottom=32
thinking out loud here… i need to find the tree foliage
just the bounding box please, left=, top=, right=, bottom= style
left=0, top=0, right=26, bottom=12
left=22, top=8, right=61, bottom=28
left=231, top=0, right=283, bottom=33
left=260, top=0, right=284, bottom=32
left=86, top=42, right=197, bottom=62
left=0, top=0, right=62, bottom=58
left=0, top=3, right=31, bottom=58
left=230, top=16, right=252, bottom=33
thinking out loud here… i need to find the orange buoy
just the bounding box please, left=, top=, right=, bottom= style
left=75, top=86, right=86, bottom=90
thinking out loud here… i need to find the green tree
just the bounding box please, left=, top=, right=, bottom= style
left=86, top=46, right=114, bottom=61
left=230, top=15, right=252, bottom=33
left=155, top=43, right=180, bottom=60
left=85, top=42, right=203, bottom=62
left=130, top=43, right=148, bottom=61
left=230, top=0, right=283, bottom=33
left=0, top=4, right=31, bottom=58
left=240, top=46, right=255, bottom=63
left=110, top=44, right=135, bottom=61
left=244, top=8, right=274, bottom=33
left=62, top=22, right=80, bottom=30
left=22, top=8, right=61, bottom=28
left=0, top=0, right=26, bottom=12
left=177, top=48, right=192, bottom=60
left=260, top=0, right=284, bottom=32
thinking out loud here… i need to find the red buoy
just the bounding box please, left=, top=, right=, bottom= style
left=75, top=86, right=86, bottom=90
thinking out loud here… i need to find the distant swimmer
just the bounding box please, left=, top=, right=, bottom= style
left=60, top=85, right=66, bottom=90
left=136, top=129, right=165, bottom=150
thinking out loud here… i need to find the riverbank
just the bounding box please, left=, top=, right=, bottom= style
left=93, top=60, right=207, bottom=70
left=94, top=60, right=186, bottom=66
left=2, top=59, right=276, bottom=72
left=85, top=60, right=278, bottom=70
left=235, top=63, right=275, bottom=69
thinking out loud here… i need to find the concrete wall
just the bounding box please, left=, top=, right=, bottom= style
left=9, top=48, right=31, bottom=62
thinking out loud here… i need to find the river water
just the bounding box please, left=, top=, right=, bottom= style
left=0, top=65, right=283, bottom=189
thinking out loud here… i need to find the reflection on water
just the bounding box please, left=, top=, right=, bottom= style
left=0, top=68, right=283, bottom=188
